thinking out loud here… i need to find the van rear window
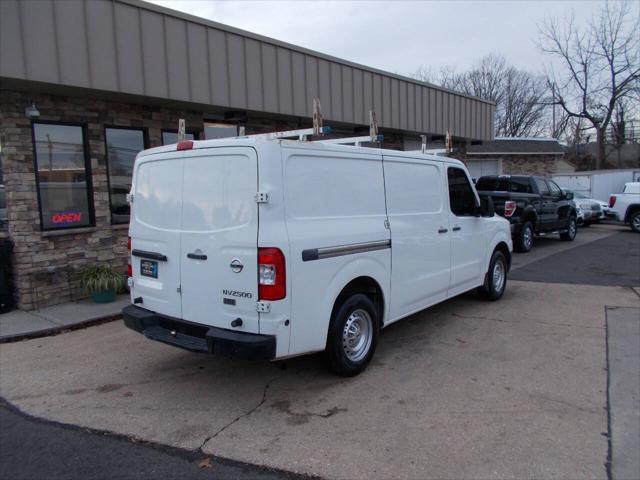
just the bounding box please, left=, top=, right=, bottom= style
left=135, top=160, right=183, bottom=230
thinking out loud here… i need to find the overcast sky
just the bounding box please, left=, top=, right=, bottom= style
left=148, top=0, right=605, bottom=78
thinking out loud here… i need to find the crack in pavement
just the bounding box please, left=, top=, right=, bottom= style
left=197, top=373, right=285, bottom=452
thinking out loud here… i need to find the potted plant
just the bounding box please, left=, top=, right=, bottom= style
left=80, top=265, right=124, bottom=303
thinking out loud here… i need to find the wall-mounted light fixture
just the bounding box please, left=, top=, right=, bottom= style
left=25, top=103, right=40, bottom=118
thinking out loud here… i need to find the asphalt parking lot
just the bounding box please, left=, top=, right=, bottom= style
left=1, top=224, right=639, bottom=480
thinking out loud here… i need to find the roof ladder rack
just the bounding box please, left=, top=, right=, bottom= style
left=237, top=97, right=330, bottom=141
left=239, top=126, right=331, bottom=141
left=317, top=134, right=383, bottom=146
left=316, top=110, right=383, bottom=146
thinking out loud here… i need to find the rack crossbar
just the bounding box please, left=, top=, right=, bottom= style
left=239, top=126, right=331, bottom=140
left=317, top=135, right=383, bottom=146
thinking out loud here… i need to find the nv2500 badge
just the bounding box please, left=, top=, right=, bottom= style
left=222, top=289, right=253, bottom=299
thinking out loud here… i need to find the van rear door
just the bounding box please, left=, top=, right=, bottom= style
left=130, top=156, right=184, bottom=319
left=179, top=147, right=260, bottom=334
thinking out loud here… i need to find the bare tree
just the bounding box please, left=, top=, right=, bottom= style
left=538, top=1, right=640, bottom=168
left=414, top=54, right=548, bottom=138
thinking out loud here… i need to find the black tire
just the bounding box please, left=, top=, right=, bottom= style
left=477, top=250, right=508, bottom=301
left=630, top=210, right=640, bottom=233
left=560, top=215, right=577, bottom=241
left=514, top=221, right=534, bottom=253
left=324, top=293, right=379, bottom=377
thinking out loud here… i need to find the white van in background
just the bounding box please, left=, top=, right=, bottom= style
left=123, top=137, right=512, bottom=376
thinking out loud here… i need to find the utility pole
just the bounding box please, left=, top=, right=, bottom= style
left=552, top=83, right=556, bottom=138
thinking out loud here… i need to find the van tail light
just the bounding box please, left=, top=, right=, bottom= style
left=609, top=195, right=616, bottom=208
left=258, top=248, right=286, bottom=301
left=504, top=200, right=517, bottom=218
left=177, top=140, right=193, bottom=151
left=127, top=236, right=132, bottom=278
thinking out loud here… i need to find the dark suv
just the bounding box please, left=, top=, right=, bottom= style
left=476, top=175, right=578, bottom=252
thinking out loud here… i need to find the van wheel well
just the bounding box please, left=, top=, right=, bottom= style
left=332, top=277, right=385, bottom=328
left=494, top=242, right=512, bottom=270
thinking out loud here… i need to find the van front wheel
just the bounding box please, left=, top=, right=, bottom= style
left=325, top=293, right=379, bottom=377
left=477, top=250, right=508, bottom=301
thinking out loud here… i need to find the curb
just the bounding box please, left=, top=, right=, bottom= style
left=0, top=314, right=122, bottom=344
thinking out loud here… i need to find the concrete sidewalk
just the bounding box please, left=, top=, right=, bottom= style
left=0, top=295, right=129, bottom=342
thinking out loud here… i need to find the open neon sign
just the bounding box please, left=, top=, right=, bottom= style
left=51, top=211, right=82, bottom=225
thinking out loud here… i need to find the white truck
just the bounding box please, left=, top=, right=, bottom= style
left=122, top=133, right=512, bottom=376
left=609, top=182, right=640, bottom=233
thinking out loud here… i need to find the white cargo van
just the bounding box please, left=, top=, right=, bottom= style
left=123, top=136, right=513, bottom=376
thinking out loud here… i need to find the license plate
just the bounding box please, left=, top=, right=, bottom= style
left=140, top=259, right=158, bottom=278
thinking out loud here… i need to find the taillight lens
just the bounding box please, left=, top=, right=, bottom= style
left=258, top=248, right=286, bottom=300
left=504, top=200, right=517, bottom=218
left=127, top=236, right=132, bottom=277
left=609, top=195, right=616, bottom=208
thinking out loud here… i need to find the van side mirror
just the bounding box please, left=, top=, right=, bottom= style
left=479, top=195, right=495, bottom=217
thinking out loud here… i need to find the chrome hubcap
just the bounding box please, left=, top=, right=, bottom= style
left=342, top=309, right=373, bottom=362
left=492, top=260, right=505, bottom=293
left=523, top=227, right=532, bottom=249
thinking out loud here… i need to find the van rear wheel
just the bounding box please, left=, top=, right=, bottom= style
left=324, top=293, right=379, bottom=377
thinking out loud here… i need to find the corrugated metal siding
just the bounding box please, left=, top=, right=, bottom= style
left=0, top=0, right=495, bottom=140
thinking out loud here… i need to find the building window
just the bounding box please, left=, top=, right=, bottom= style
left=161, top=130, right=196, bottom=145
left=204, top=122, right=237, bottom=139
left=105, top=127, right=146, bottom=224
left=32, top=123, right=94, bottom=230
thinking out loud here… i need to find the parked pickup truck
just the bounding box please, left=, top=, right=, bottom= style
left=475, top=175, right=578, bottom=252
left=609, top=182, right=640, bottom=232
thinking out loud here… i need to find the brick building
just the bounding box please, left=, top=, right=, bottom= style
left=0, top=0, right=494, bottom=310
left=458, top=138, right=575, bottom=180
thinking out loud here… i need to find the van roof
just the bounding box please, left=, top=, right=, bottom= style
left=137, top=137, right=464, bottom=167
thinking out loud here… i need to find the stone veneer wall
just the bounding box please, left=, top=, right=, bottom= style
left=455, top=154, right=567, bottom=178
left=0, top=89, right=203, bottom=310
left=501, top=155, right=567, bottom=177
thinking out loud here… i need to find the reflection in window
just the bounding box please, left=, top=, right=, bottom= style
left=105, top=128, right=145, bottom=224
left=204, top=123, right=237, bottom=139
left=33, top=123, right=93, bottom=230
left=161, top=131, right=195, bottom=145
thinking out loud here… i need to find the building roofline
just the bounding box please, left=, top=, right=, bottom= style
left=128, top=0, right=494, bottom=106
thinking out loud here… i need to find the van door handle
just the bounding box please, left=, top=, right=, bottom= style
left=438, top=227, right=448, bottom=234
left=187, top=253, right=208, bottom=260
left=132, top=249, right=167, bottom=262
left=452, top=225, right=462, bottom=231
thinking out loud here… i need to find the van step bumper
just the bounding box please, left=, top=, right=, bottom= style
left=122, top=305, right=276, bottom=361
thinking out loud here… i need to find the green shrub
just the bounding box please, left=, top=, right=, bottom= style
left=80, top=265, right=125, bottom=294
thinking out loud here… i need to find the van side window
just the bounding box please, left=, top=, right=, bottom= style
left=447, top=167, right=477, bottom=216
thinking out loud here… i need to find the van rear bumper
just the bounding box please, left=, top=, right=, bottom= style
left=122, top=305, right=276, bottom=361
